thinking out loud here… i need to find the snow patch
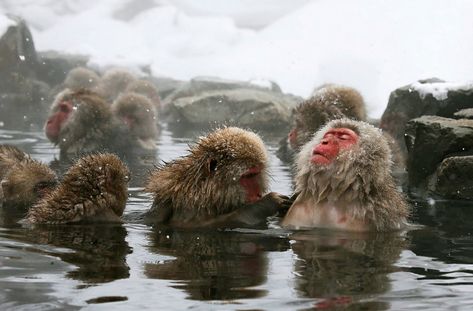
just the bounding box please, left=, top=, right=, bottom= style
left=0, top=14, right=15, bottom=36
left=411, top=81, right=473, bottom=101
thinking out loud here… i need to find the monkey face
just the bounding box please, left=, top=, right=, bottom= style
left=44, top=99, right=74, bottom=143
left=311, top=128, right=358, bottom=165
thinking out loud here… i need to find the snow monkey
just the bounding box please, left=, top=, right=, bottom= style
left=282, top=119, right=409, bottom=231
left=23, top=153, right=129, bottom=224
left=0, top=145, right=57, bottom=207
left=145, top=127, right=289, bottom=228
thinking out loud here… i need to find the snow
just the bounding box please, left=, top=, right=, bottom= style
left=411, top=81, right=473, bottom=101
left=0, top=13, right=15, bottom=36
left=1, top=0, right=473, bottom=118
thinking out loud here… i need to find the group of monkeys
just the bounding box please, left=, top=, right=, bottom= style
left=0, top=67, right=410, bottom=232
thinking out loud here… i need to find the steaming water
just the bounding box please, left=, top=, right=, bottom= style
left=1, top=126, right=473, bottom=310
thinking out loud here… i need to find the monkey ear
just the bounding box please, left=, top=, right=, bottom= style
left=206, top=158, right=218, bottom=175
left=1, top=179, right=12, bottom=199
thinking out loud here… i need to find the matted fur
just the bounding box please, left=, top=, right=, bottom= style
left=98, top=68, right=137, bottom=101
left=64, top=67, right=100, bottom=91
left=294, top=119, right=409, bottom=231
left=25, top=153, right=129, bottom=224
left=0, top=145, right=57, bottom=207
left=293, top=85, right=366, bottom=149
left=125, top=79, right=161, bottom=110
left=145, top=127, right=269, bottom=220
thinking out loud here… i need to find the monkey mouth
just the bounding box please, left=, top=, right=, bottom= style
left=311, top=151, right=331, bottom=165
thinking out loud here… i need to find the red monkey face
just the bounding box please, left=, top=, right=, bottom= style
left=311, top=128, right=358, bottom=165
left=239, top=166, right=263, bottom=203
left=45, top=100, right=73, bottom=142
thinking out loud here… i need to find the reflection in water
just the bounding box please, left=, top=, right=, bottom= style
left=145, top=228, right=289, bottom=300
left=290, top=230, right=407, bottom=310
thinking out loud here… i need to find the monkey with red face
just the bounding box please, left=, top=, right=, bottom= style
left=282, top=119, right=409, bottom=231
left=145, top=127, right=289, bottom=228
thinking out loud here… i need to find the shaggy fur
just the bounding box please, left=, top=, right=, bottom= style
left=145, top=127, right=269, bottom=223
left=291, top=85, right=366, bottom=150
left=112, top=92, right=158, bottom=150
left=289, top=119, right=409, bottom=231
left=24, top=153, right=129, bottom=224
left=0, top=145, right=57, bottom=207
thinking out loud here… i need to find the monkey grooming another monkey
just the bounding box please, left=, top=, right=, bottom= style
left=145, top=127, right=288, bottom=228
left=0, top=145, right=57, bottom=207
left=282, top=119, right=409, bottom=231
left=112, top=92, right=158, bottom=150
left=44, top=89, right=131, bottom=159
left=24, top=153, right=129, bottom=224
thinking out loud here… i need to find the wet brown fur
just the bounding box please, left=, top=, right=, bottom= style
left=24, top=153, right=129, bottom=224
left=0, top=145, right=57, bottom=207
left=64, top=67, right=101, bottom=91
left=112, top=92, right=158, bottom=150
left=98, top=68, right=136, bottom=101
left=284, top=119, right=409, bottom=231
left=145, top=127, right=269, bottom=224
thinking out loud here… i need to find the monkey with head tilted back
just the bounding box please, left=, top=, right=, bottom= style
left=282, top=119, right=409, bottom=231
left=145, top=127, right=289, bottom=228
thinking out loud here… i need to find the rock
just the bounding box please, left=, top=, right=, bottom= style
left=454, top=108, right=473, bottom=120
left=431, top=156, right=473, bottom=200
left=168, top=88, right=300, bottom=130
left=405, top=115, right=473, bottom=195
left=148, top=76, right=186, bottom=101
left=380, top=79, right=473, bottom=154
left=164, top=76, right=283, bottom=105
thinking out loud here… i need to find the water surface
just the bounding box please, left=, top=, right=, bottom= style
left=1, top=126, right=473, bottom=310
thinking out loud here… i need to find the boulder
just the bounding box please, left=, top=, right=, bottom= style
left=168, top=88, right=300, bottom=130
left=380, top=79, right=473, bottom=154
left=36, top=51, right=89, bottom=88
left=454, top=108, right=473, bottom=120
left=431, top=156, right=473, bottom=200
left=405, top=115, right=473, bottom=195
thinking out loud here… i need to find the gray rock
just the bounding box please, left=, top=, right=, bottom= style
left=405, top=115, right=473, bottom=195
left=380, top=79, right=473, bottom=154
left=36, top=51, right=89, bottom=88
left=164, top=76, right=283, bottom=105
left=168, top=88, right=300, bottom=130
left=148, top=76, right=186, bottom=100
left=431, top=156, right=473, bottom=200
left=454, top=108, right=473, bottom=120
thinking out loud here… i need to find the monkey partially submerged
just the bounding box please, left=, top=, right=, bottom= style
left=0, top=145, right=58, bottom=207
left=282, top=119, right=409, bottom=231
left=145, top=127, right=289, bottom=228
left=23, top=153, right=129, bottom=224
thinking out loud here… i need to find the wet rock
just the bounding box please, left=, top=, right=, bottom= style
left=167, top=87, right=301, bottom=130
left=431, top=156, right=473, bottom=200
left=148, top=76, right=186, bottom=101
left=405, top=115, right=473, bottom=196
left=380, top=78, right=473, bottom=154
left=36, top=51, right=89, bottom=88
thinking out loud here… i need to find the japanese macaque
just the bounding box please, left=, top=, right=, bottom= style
left=288, top=85, right=366, bottom=152
left=112, top=92, right=158, bottom=150
left=63, top=67, right=101, bottom=91
left=97, top=68, right=137, bottom=101
left=282, top=119, right=409, bottom=231
left=44, top=89, right=130, bottom=158
left=125, top=79, right=161, bottom=111
left=23, top=153, right=129, bottom=224
left=0, top=145, right=57, bottom=207
left=145, top=127, right=289, bottom=228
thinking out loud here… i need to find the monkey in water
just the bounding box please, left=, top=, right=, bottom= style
left=145, top=127, right=289, bottom=228
left=282, top=119, right=409, bottom=231
left=112, top=92, right=158, bottom=150
left=97, top=68, right=137, bottom=102
left=23, top=153, right=129, bottom=224
left=0, top=145, right=58, bottom=207
left=124, top=79, right=161, bottom=111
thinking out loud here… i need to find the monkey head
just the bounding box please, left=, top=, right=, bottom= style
left=295, top=118, right=392, bottom=203
left=44, top=89, right=113, bottom=146
left=124, top=79, right=161, bottom=110
left=64, top=67, right=100, bottom=91
left=146, top=127, right=269, bottom=217
left=98, top=68, right=136, bottom=101
left=2, top=160, right=58, bottom=207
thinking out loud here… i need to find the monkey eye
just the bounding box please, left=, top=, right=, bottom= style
left=59, top=102, right=72, bottom=113
left=207, top=158, right=218, bottom=174
left=339, top=134, right=352, bottom=140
